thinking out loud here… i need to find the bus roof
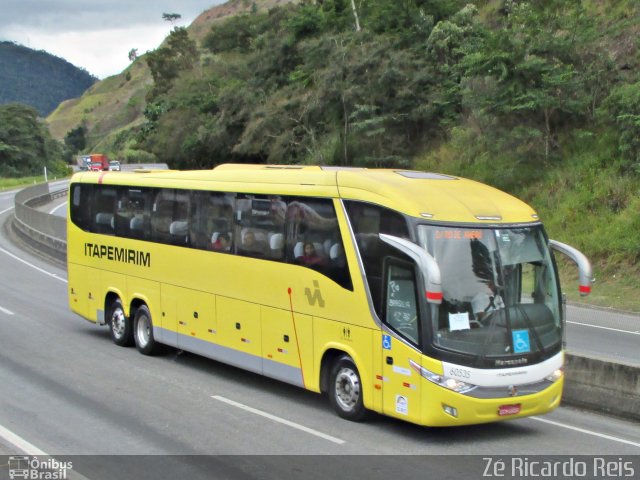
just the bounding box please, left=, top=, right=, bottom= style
left=72, top=164, right=538, bottom=224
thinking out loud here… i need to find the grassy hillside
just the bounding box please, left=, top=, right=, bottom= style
left=47, top=0, right=640, bottom=311
left=46, top=0, right=297, bottom=161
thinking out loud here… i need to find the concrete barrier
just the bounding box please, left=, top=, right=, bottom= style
left=563, top=354, right=640, bottom=421
left=13, top=182, right=67, bottom=264
left=11, top=183, right=640, bottom=423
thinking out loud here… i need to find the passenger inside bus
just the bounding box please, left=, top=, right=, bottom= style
left=212, top=232, right=231, bottom=252
left=299, top=242, right=327, bottom=267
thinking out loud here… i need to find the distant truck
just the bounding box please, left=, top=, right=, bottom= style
left=88, top=153, right=110, bottom=171
left=77, top=155, right=91, bottom=171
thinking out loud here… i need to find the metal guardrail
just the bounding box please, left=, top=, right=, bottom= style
left=13, top=182, right=67, bottom=261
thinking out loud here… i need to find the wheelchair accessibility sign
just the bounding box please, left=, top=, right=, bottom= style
left=382, top=335, right=392, bottom=350
left=512, top=329, right=531, bottom=353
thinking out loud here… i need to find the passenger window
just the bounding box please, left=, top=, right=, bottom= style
left=286, top=197, right=352, bottom=290
left=70, top=184, right=93, bottom=231
left=92, top=187, right=117, bottom=235
left=151, top=189, right=191, bottom=246
left=115, top=187, right=150, bottom=240
left=191, top=191, right=235, bottom=252
left=384, top=262, right=420, bottom=345
left=345, top=201, right=410, bottom=315
left=235, top=194, right=285, bottom=260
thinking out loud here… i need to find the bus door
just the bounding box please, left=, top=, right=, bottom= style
left=380, top=259, right=423, bottom=423
left=377, top=234, right=442, bottom=424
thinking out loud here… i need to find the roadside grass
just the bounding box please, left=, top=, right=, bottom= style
left=0, top=174, right=70, bottom=192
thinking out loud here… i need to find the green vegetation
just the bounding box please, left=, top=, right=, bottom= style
left=49, top=0, right=640, bottom=311
left=0, top=104, right=71, bottom=178
left=0, top=41, right=96, bottom=116
left=0, top=174, right=71, bottom=191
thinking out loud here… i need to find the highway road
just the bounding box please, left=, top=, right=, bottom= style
left=1, top=186, right=639, bottom=479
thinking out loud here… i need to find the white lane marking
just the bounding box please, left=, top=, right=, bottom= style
left=531, top=416, right=640, bottom=449
left=49, top=201, right=67, bottom=215
left=0, top=246, right=67, bottom=284
left=0, top=305, right=14, bottom=315
left=0, top=206, right=14, bottom=215
left=0, top=423, right=48, bottom=455
left=211, top=395, right=345, bottom=445
left=567, top=320, right=640, bottom=335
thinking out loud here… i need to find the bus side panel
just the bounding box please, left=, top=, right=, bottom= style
left=313, top=318, right=374, bottom=410
left=85, top=266, right=102, bottom=323
left=68, top=262, right=90, bottom=321
left=261, top=306, right=305, bottom=388
left=176, top=287, right=216, bottom=349
left=216, top=296, right=262, bottom=374
left=159, top=283, right=179, bottom=347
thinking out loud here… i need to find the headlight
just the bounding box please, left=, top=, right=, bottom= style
left=410, top=360, right=477, bottom=394
left=545, top=368, right=563, bottom=383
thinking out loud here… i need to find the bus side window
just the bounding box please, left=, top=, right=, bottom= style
left=384, top=261, right=420, bottom=345
left=286, top=197, right=352, bottom=290
left=70, top=184, right=93, bottom=231
left=345, top=201, right=410, bottom=313
left=115, top=187, right=150, bottom=240
left=92, top=187, right=117, bottom=235
left=190, top=191, right=234, bottom=251
left=235, top=194, right=285, bottom=259
left=151, top=189, right=191, bottom=246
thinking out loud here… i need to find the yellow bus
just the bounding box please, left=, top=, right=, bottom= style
left=67, top=164, right=592, bottom=426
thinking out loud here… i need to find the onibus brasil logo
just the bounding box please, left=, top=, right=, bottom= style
left=8, top=456, right=73, bottom=480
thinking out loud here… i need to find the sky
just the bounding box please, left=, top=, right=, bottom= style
left=1, top=0, right=224, bottom=79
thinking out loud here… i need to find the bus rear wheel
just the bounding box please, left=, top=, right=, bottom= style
left=133, top=305, right=161, bottom=355
left=328, top=355, right=368, bottom=422
left=109, top=298, right=133, bottom=347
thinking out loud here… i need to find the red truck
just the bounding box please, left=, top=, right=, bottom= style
left=88, top=153, right=110, bottom=171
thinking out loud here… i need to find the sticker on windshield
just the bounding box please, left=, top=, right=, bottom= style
left=449, top=312, right=470, bottom=331
left=512, top=329, right=531, bottom=353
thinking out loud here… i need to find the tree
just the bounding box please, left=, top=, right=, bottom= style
left=64, top=124, right=86, bottom=153
left=162, top=13, right=182, bottom=24
left=145, top=27, right=198, bottom=101
left=128, top=48, right=138, bottom=62
left=459, top=1, right=596, bottom=162
left=0, top=104, right=67, bottom=177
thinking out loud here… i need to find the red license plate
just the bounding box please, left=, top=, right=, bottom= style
left=498, top=404, right=521, bottom=416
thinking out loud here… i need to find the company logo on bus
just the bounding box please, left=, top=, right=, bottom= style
left=84, top=242, right=151, bottom=267
left=494, top=357, right=528, bottom=367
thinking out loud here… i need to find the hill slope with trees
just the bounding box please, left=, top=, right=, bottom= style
left=0, top=42, right=97, bottom=116
left=47, top=0, right=640, bottom=310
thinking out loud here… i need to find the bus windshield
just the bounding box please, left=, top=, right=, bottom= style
left=416, top=225, right=562, bottom=365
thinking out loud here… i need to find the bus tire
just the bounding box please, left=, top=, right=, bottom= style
left=108, top=298, right=133, bottom=347
left=133, top=305, right=161, bottom=355
left=328, top=355, right=368, bottom=422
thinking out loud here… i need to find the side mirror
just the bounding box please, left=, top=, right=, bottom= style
left=379, top=234, right=442, bottom=304
left=549, top=240, right=593, bottom=296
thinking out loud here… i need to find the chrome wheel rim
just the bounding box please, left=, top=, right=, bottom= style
left=136, top=313, right=150, bottom=347
left=334, top=367, right=360, bottom=412
left=111, top=308, right=126, bottom=339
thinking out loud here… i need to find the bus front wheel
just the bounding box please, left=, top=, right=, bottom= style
left=108, top=298, right=133, bottom=347
left=328, top=355, right=367, bottom=422
left=133, top=305, right=161, bottom=355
